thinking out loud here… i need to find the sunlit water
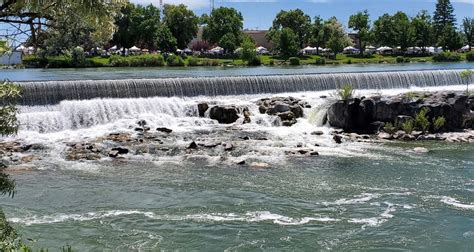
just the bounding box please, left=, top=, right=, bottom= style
left=1, top=67, right=474, bottom=250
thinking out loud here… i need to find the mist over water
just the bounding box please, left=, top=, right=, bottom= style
left=3, top=68, right=474, bottom=250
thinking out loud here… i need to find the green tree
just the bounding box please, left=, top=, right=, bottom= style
left=438, top=25, right=463, bottom=51
left=268, top=9, right=311, bottom=48
left=309, top=16, right=326, bottom=54
left=219, top=33, right=238, bottom=54
left=203, top=7, right=243, bottom=46
left=275, top=28, right=299, bottom=59
left=433, top=0, right=456, bottom=42
left=0, top=40, right=9, bottom=54
left=324, top=17, right=352, bottom=59
left=392, top=11, right=415, bottom=52
left=411, top=10, right=434, bottom=50
left=155, top=25, right=177, bottom=52
left=372, top=13, right=396, bottom=47
left=241, top=36, right=258, bottom=65
left=462, top=17, right=474, bottom=51
left=348, top=10, right=370, bottom=55
left=163, top=4, right=199, bottom=49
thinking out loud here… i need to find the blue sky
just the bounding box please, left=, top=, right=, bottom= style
left=133, top=0, right=474, bottom=30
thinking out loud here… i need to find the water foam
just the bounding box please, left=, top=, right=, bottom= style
left=440, top=196, right=474, bottom=210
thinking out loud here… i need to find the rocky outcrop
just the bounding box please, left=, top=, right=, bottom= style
left=198, top=103, right=209, bottom=117
left=257, top=97, right=310, bottom=126
left=209, top=106, right=240, bottom=124
left=328, top=92, right=473, bottom=133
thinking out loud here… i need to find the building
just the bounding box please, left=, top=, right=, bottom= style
left=243, top=30, right=273, bottom=50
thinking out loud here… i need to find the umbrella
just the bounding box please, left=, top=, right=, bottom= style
left=129, top=46, right=140, bottom=51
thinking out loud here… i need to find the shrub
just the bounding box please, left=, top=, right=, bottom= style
left=201, top=59, right=220, bottom=66
left=396, top=56, right=405, bottom=63
left=71, top=47, right=86, bottom=67
left=269, top=59, right=275, bottom=66
left=289, top=57, right=300, bottom=65
left=433, top=116, right=446, bottom=132
left=383, top=122, right=398, bottom=135
left=315, top=57, right=326, bottom=65
left=432, top=52, right=462, bottom=62
left=334, top=84, right=355, bottom=101
left=415, top=107, right=430, bottom=133
left=401, top=119, right=415, bottom=134
left=166, top=54, right=185, bottom=67
left=247, top=56, right=262, bottom=66
left=47, top=56, right=72, bottom=68
left=187, top=57, right=200, bottom=66
left=460, top=69, right=473, bottom=95
left=109, top=54, right=165, bottom=67
left=466, top=51, right=474, bottom=62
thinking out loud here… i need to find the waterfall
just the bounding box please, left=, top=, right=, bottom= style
left=17, top=69, right=470, bottom=106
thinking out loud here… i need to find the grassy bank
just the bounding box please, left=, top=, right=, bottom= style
left=21, top=52, right=473, bottom=68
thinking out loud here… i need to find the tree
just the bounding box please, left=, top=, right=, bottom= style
left=462, top=17, right=474, bottom=50
left=0, top=0, right=125, bottom=48
left=348, top=10, right=370, bottom=55
left=372, top=14, right=396, bottom=47
left=155, top=25, right=177, bottom=52
left=268, top=9, right=311, bottom=48
left=275, top=28, right=299, bottom=58
left=392, top=11, right=415, bottom=52
left=219, top=33, right=238, bottom=54
left=433, top=0, right=456, bottom=39
left=203, top=7, right=243, bottom=46
left=309, top=16, right=326, bottom=55
left=438, top=25, right=463, bottom=51
left=412, top=10, right=434, bottom=50
left=324, top=17, right=352, bottom=59
left=163, top=4, right=199, bottom=49
left=241, top=36, right=258, bottom=64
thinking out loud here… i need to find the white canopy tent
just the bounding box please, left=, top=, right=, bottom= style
left=376, top=46, right=393, bottom=54
left=343, top=46, right=359, bottom=54
left=460, top=45, right=471, bottom=52
left=256, top=46, right=268, bottom=54
left=210, top=46, right=224, bottom=54
left=129, top=46, right=141, bottom=51
left=302, top=46, right=317, bottom=54
left=109, top=45, right=118, bottom=51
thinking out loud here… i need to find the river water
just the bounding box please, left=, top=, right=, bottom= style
left=1, top=64, right=474, bottom=250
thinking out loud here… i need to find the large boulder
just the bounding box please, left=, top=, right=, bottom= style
left=198, top=103, right=209, bottom=117
left=209, top=106, right=240, bottom=124
left=257, top=97, right=308, bottom=127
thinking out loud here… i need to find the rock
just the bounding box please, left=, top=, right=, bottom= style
left=20, top=155, right=39, bottom=163
left=108, top=150, right=119, bottom=158
left=137, top=120, right=147, bottom=127
left=250, top=162, right=271, bottom=169
left=239, top=136, right=250, bottom=140
left=199, top=142, right=220, bottom=148
left=198, top=103, right=209, bottom=117
left=187, top=141, right=198, bottom=149
left=278, top=111, right=297, bottom=126
left=378, top=132, right=393, bottom=140
left=156, top=127, right=173, bottom=134
left=309, top=151, right=319, bottom=156
left=413, top=147, right=429, bottom=153
left=333, top=135, right=343, bottom=144
left=209, top=106, right=240, bottom=124
left=311, top=131, right=324, bottom=136
left=243, top=110, right=252, bottom=124
left=223, top=142, right=234, bottom=151
left=134, top=127, right=144, bottom=132
left=236, top=160, right=246, bottom=165
left=257, top=97, right=307, bottom=119
left=111, top=147, right=129, bottom=155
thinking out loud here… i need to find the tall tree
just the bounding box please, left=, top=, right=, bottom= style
left=275, top=27, right=299, bottom=59
left=324, top=17, right=353, bottom=58
left=203, top=7, right=243, bottom=46
left=438, top=25, right=463, bottom=51
left=411, top=10, right=434, bottom=50
left=268, top=9, right=311, bottom=48
left=392, top=11, right=415, bottom=52
left=163, top=4, right=199, bottom=49
left=372, top=13, right=396, bottom=47
left=433, top=0, right=456, bottom=43
left=348, top=10, right=370, bottom=55
left=462, top=17, right=474, bottom=50
left=309, top=16, right=326, bottom=55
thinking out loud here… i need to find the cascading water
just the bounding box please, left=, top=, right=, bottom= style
left=17, top=69, right=471, bottom=106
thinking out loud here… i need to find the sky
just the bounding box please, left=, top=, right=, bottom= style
left=133, top=0, right=474, bottom=30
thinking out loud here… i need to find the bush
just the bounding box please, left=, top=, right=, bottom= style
left=289, top=57, right=300, bottom=65
left=401, top=119, right=415, bottom=134
left=314, top=57, right=326, bottom=65
left=247, top=56, right=261, bottom=66
left=383, top=122, right=398, bottom=135
left=466, top=51, right=474, bottom=62
left=334, top=84, right=355, bottom=101
left=166, top=54, right=185, bottom=67
left=396, top=56, right=404, bottom=63
left=187, top=57, right=200, bottom=66
left=346, top=59, right=352, bottom=64
left=269, top=59, right=275, bottom=66
left=47, top=56, right=72, bottom=68
left=433, top=116, right=446, bottom=132
left=109, top=54, right=165, bottom=67
left=415, top=107, right=430, bottom=133
left=201, top=59, right=220, bottom=66
left=432, top=52, right=462, bottom=62
left=71, top=47, right=86, bottom=67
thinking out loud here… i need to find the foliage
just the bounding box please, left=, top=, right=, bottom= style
left=383, top=122, right=398, bottom=135
left=415, top=107, right=431, bottom=133
left=433, top=0, right=456, bottom=43
left=0, top=81, right=21, bottom=137
left=372, top=13, right=396, bottom=47
left=462, top=18, right=474, bottom=51
left=392, top=12, right=415, bottom=52
left=0, top=40, right=9, bottom=54
left=433, top=116, right=446, bottom=132
left=289, top=57, right=300, bottom=66
left=325, top=17, right=353, bottom=58
left=437, top=25, right=463, bottom=51
left=314, top=57, right=326, bottom=65
left=412, top=10, right=434, bottom=50
left=334, top=84, right=355, bottom=101
left=203, top=7, right=243, bottom=46
left=219, top=33, right=239, bottom=54
left=309, top=16, right=326, bottom=54
left=401, top=119, right=415, bottom=134
left=268, top=9, right=311, bottom=48
left=163, top=4, right=199, bottom=49
left=348, top=10, right=370, bottom=55
left=109, top=54, right=165, bottom=67
left=155, top=25, right=178, bottom=52
left=71, top=47, right=87, bottom=67
left=275, top=28, right=300, bottom=59
left=166, top=54, right=185, bottom=67
left=432, top=52, right=462, bottom=62
left=460, top=69, right=473, bottom=95
left=241, top=36, right=259, bottom=65
left=466, top=52, right=474, bottom=62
